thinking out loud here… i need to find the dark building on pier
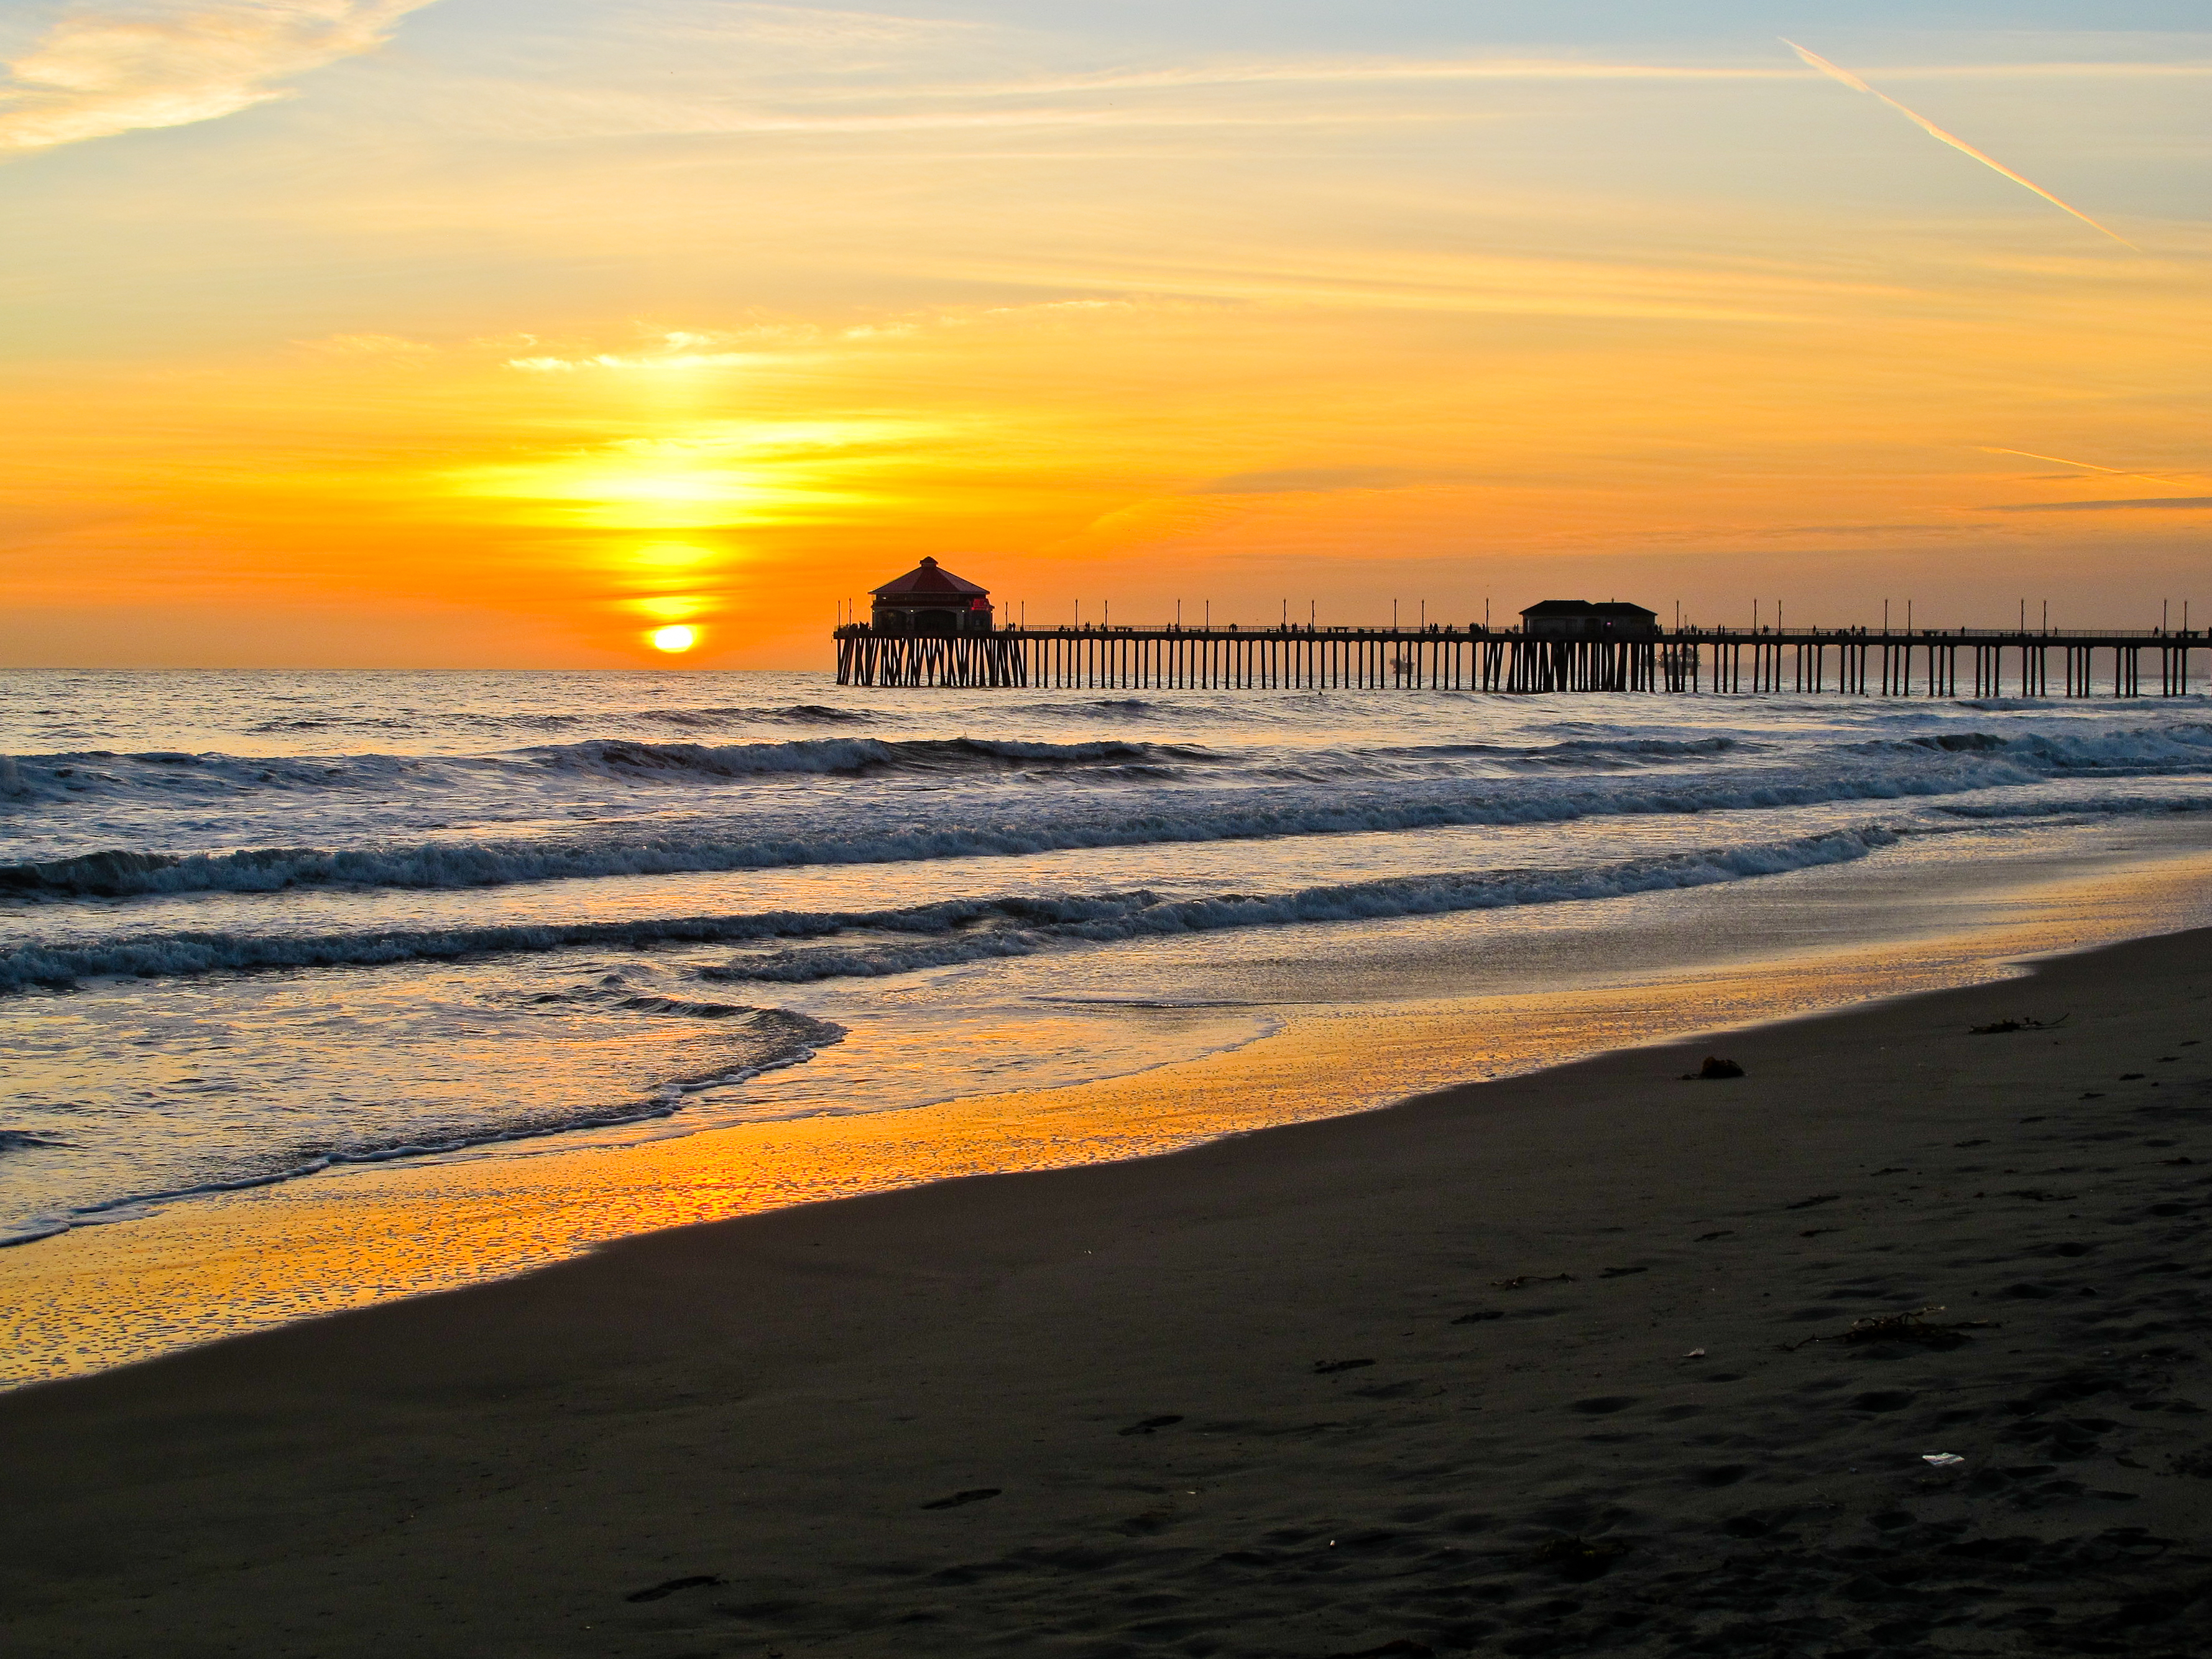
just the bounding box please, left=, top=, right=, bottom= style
left=1519, top=599, right=1659, bottom=640
left=870, top=558, right=995, bottom=635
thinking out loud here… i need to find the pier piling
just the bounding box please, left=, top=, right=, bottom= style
left=832, top=624, right=2205, bottom=696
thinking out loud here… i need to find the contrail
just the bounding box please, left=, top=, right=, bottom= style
left=1979, top=446, right=2191, bottom=486
left=1782, top=39, right=2136, bottom=249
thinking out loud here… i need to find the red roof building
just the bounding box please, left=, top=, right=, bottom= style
left=869, top=558, right=995, bottom=635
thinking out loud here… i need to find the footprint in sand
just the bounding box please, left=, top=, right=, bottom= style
left=1118, top=1415, right=1184, bottom=1436
left=624, top=1575, right=722, bottom=1603
left=920, top=1487, right=1001, bottom=1510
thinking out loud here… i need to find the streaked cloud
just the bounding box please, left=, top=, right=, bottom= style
left=665, top=2, right=976, bottom=49
left=1976, top=446, right=2193, bottom=486
left=295, top=331, right=435, bottom=356
left=0, top=0, right=439, bottom=153
left=1196, top=467, right=1426, bottom=495
left=1782, top=39, right=2134, bottom=248
left=1986, top=497, right=2212, bottom=511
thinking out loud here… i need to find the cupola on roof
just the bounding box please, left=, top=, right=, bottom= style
left=869, top=557, right=989, bottom=599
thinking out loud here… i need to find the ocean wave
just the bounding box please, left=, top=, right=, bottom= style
left=0, top=1006, right=844, bottom=1246
left=7, top=716, right=2211, bottom=902
left=246, top=704, right=881, bottom=736
left=695, top=828, right=1897, bottom=984
left=0, top=1129, right=71, bottom=1153
left=0, top=752, right=2060, bottom=899
left=1865, top=722, right=2212, bottom=767
left=521, top=735, right=1213, bottom=780
left=1245, top=734, right=1753, bottom=781
left=0, top=827, right=1896, bottom=994
left=1933, top=792, right=2212, bottom=821
left=0, top=734, right=1212, bottom=808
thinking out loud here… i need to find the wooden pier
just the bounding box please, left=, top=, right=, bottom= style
left=835, top=623, right=2209, bottom=697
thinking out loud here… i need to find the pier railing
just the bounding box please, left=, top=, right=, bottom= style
left=832, top=623, right=2208, bottom=696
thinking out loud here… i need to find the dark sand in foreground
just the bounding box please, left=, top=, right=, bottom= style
left=6, top=930, right=2211, bottom=1658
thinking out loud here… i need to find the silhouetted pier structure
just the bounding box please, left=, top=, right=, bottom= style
left=834, top=622, right=2208, bottom=697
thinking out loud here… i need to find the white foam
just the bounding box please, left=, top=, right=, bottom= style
left=0, top=826, right=1896, bottom=992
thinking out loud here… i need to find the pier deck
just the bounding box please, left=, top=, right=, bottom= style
left=834, top=624, right=2208, bottom=696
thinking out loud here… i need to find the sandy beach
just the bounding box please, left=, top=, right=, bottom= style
left=4, top=925, right=2208, bottom=1657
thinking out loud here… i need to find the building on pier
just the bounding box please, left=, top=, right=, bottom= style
left=1519, top=599, right=1659, bottom=640
left=869, top=558, right=994, bottom=635
left=833, top=568, right=2203, bottom=696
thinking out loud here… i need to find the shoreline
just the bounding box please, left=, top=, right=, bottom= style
left=5, top=921, right=2210, bottom=1655
left=6, top=835, right=2212, bottom=1389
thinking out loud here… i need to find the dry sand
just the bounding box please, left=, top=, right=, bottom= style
left=4, top=927, right=2210, bottom=1658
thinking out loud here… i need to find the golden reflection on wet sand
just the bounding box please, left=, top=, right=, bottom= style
left=6, top=849, right=2212, bottom=1388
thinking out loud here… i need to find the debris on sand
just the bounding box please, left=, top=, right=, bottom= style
left=1922, top=1452, right=1966, bottom=1467
left=1682, top=1055, right=1745, bottom=1079
left=1528, top=1536, right=1628, bottom=1581
left=1781, top=1305, right=1999, bottom=1351
left=1844, top=1305, right=1998, bottom=1343
left=1490, top=1273, right=1576, bottom=1289
left=1969, top=1014, right=2068, bottom=1034
left=1313, top=1358, right=1375, bottom=1375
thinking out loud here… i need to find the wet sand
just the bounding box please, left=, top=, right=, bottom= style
left=4, top=927, right=2210, bottom=1657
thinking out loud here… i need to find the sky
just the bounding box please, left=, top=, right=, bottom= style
left=2, top=1, right=2207, bottom=668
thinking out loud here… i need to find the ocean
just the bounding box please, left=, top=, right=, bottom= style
left=6, top=668, right=2212, bottom=1367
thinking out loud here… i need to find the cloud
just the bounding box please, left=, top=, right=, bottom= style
left=294, top=331, right=434, bottom=356
left=1773, top=522, right=1979, bottom=535
left=0, top=1, right=439, bottom=153
left=1986, top=497, right=2212, bottom=511
left=666, top=2, right=979, bottom=49
left=1194, top=467, right=1427, bottom=494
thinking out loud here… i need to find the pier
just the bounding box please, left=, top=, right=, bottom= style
left=834, top=622, right=2210, bottom=696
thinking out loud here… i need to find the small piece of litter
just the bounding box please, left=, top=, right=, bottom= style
left=1682, top=1055, right=1744, bottom=1080
left=1922, top=1453, right=1966, bottom=1467
left=1684, top=1348, right=1707, bottom=1357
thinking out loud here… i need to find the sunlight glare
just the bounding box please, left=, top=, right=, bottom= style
left=648, top=624, right=699, bottom=653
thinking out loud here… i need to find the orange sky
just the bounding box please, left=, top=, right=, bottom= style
left=3, top=4, right=2208, bottom=667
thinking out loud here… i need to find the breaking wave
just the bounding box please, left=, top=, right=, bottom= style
left=1935, top=792, right=2212, bottom=821
left=245, top=704, right=882, bottom=736
left=0, top=744, right=2086, bottom=900
left=0, top=827, right=1896, bottom=993
left=0, top=734, right=1210, bottom=805
left=522, top=735, right=1214, bottom=780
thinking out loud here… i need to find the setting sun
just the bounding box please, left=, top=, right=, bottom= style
left=648, top=625, right=699, bottom=654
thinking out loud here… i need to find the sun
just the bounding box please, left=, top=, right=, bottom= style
left=648, top=624, right=699, bottom=653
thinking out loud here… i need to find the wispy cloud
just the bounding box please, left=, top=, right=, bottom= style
left=294, top=331, right=435, bottom=356
left=870, top=54, right=2212, bottom=105
left=1987, top=497, right=2212, bottom=511
left=1977, top=446, right=2193, bottom=486
left=0, top=1, right=438, bottom=153
left=1196, top=467, right=1429, bottom=494
left=1782, top=39, right=2134, bottom=248
left=666, top=2, right=978, bottom=49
